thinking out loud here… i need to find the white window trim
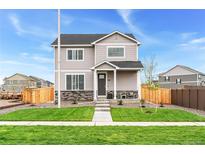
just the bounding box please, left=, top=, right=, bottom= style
left=106, top=46, right=125, bottom=58
left=66, top=48, right=84, bottom=61
left=65, top=73, right=86, bottom=91
left=176, top=78, right=182, bottom=84
left=165, top=76, right=170, bottom=81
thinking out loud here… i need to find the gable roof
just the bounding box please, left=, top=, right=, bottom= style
left=159, top=65, right=205, bottom=76
left=91, top=61, right=143, bottom=70
left=91, top=31, right=140, bottom=45
left=29, top=76, right=46, bottom=82
left=109, top=61, right=144, bottom=69
left=4, top=73, right=34, bottom=81
left=51, top=31, right=139, bottom=46
left=91, top=61, right=119, bottom=69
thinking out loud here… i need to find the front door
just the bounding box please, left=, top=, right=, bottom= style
left=98, top=73, right=106, bottom=96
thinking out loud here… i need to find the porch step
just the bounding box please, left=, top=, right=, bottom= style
left=95, top=100, right=109, bottom=104
left=97, top=97, right=107, bottom=100
left=95, top=107, right=110, bottom=111
left=95, top=103, right=110, bottom=107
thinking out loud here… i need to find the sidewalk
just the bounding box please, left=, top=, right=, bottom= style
left=92, top=111, right=113, bottom=122
left=1, top=121, right=205, bottom=126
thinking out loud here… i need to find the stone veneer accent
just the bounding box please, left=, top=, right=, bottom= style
left=55, top=91, right=93, bottom=102
left=107, top=90, right=138, bottom=99
left=55, top=90, right=138, bottom=102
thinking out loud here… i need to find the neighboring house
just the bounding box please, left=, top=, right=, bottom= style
left=0, top=84, right=3, bottom=92
left=51, top=31, right=143, bottom=101
left=29, top=76, right=53, bottom=88
left=158, top=65, right=205, bottom=89
left=2, top=73, right=53, bottom=92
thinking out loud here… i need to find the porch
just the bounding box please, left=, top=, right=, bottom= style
left=92, top=61, right=143, bottom=100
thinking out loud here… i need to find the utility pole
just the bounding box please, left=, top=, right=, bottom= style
left=57, top=9, right=61, bottom=108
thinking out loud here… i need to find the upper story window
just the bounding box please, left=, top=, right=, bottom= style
left=176, top=78, right=181, bottom=84
left=67, top=49, right=84, bottom=61
left=13, top=80, right=18, bottom=84
left=107, top=46, right=125, bottom=58
left=165, top=76, right=170, bottom=81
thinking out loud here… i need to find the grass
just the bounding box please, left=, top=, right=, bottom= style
left=0, top=126, right=205, bottom=144
left=0, top=107, right=94, bottom=121
left=111, top=108, right=205, bottom=122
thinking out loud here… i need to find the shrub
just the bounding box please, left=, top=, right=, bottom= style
left=72, top=97, right=78, bottom=104
left=140, top=99, right=146, bottom=108
left=118, top=100, right=123, bottom=105
left=160, top=102, right=164, bottom=107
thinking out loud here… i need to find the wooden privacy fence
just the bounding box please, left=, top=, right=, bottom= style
left=171, top=88, right=205, bottom=111
left=141, top=86, right=171, bottom=104
left=22, top=87, right=54, bottom=104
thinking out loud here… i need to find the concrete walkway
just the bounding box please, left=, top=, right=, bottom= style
left=92, top=111, right=113, bottom=122
left=1, top=121, right=205, bottom=126
left=92, top=100, right=113, bottom=122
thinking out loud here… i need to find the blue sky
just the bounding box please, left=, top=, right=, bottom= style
left=0, top=9, right=205, bottom=84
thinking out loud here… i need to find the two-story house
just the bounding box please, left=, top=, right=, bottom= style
left=52, top=31, right=143, bottom=101
left=158, top=65, right=205, bottom=89
left=2, top=73, right=53, bottom=93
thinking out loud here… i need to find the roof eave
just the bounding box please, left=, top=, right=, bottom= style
left=91, top=31, right=140, bottom=45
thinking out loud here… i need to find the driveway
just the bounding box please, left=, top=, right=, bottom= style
left=0, top=99, right=24, bottom=108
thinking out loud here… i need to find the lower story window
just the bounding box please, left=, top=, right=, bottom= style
left=66, top=74, right=84, bottom=90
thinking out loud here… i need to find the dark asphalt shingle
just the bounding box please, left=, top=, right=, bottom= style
left=51, top=33, right=136, bottom=45
left=109, top=61, right=143, bottom=68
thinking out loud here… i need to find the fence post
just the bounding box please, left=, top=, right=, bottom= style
left=188, top=89, right=190, bottom=108
left=197, top=89, right=199, bottom=110
left=176, top=89, right=178, bottom=105
left=182, top=89, right=183, bottom=107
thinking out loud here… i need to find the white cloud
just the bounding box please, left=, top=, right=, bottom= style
left=18, top=52, right=53, bottom=65
left=9, top=14, right=25, bottom=35
left=116, top=9, right=158, bottom=44
left=0, top=60, right=51, bottom=70
left=190, top=37, right=205, bottom=44
left=39, top=42, right=53, bottom=52
left=8, top=14, right=57, bottom=39
left=180, top=32, right=198, bottom=40
left=0, top=60, right=27, bottom=65
left=32, top=56, right=52, bottom=64
left=177, top=35, right=205, bottom=63
left=179, top=36, right=205, bottom=51
left=20, top=52, right=29, bottom=58
left=61, top=14, right=73, bottom=25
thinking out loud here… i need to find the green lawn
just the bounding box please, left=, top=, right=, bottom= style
left=0, top=107, right=94, bottom=121
left=111, top=108, right=205, bottom=122
left=0, top=126, right=205, bottom=144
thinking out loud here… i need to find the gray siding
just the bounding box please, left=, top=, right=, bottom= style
left=54, top=47, right=94, bottom=70
left=55, top=71, right=93, bottom=91
left=159, top=74, right=198, bottom=89
left=2, top=74, right=36, bottom=92
left=106, top=71, right=138, bottom=91
left=162, top=66, right=195, bottom=76
left=54, top=33, right=139, bottom=92
left=95, top=33, right=138, bottom=64
left=97, top=33, right=136, bottom=44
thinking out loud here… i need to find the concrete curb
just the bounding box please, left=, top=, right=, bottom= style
left=1, top=121, right=205, bottom=126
